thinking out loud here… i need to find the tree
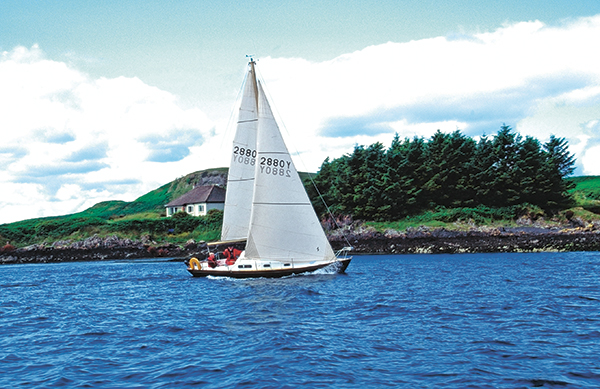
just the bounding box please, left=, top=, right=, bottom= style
left=349, top=143, right=388, bottom=220
left=383, top=134, right=413, bottom=219
left=472, top=134, right=495, bottom=206
left=489, top=124, right=522, bottom=206
left=544, top=135, right=576, bottom=179
left=542, top=135, right=576, bottom=208
left=514, top=136, right=546, bottom=206
left=422, top=130, right=476, bottom=208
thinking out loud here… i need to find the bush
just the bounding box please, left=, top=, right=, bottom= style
left=0, top=243, right=15, bottom=253
left=171, top=211, right=191, bottom=219
left=33, top=217, right=107, bottom=241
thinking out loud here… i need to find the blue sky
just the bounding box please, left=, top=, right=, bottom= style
left=1, top=1, right=600, bottom=224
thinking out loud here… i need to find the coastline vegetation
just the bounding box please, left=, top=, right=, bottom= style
left=2, top=126, right=600, bottom=249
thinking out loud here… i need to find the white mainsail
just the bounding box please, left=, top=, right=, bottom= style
left=245, top=81, right=336, bottom=264
left=221, top=62, right=259, bottom=241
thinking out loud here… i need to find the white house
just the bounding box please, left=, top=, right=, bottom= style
left=165, top=185, right=226, bottom=217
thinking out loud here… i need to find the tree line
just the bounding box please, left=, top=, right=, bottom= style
left=307, top=125, right=576, bottom=221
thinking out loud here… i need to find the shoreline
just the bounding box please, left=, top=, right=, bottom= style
left=2, top=227, right=600, bottom=265
left=0, top=235, right=206, bottom=265
left=331, top=227, right=600, bottom=254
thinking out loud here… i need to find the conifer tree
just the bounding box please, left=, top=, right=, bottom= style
left=383, top=135, right=413, bottom=218
left=543, top=135, right=576, bottom=207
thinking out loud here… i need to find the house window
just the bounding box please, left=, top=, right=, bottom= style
left=187, top=206, right=193, bottom=213
left=199, top=205, right=205, bottom=213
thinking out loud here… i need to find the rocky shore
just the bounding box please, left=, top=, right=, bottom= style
left=0, top=235, right=207, bottom=265
left=330, top=226, right=600, bottom=254
left=2, top=225, right=600, bottom=265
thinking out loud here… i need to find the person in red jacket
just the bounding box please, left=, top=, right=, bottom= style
left=223, top=246, right=241, bottom=265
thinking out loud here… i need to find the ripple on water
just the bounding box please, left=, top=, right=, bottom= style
left=1, top=253, right=599, bottom=388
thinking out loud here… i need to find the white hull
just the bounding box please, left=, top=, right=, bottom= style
left=187, top=257, right=351, bottom=278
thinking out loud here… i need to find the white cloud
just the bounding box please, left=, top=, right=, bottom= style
left=0, top=45, right=216, bottom=224
left=2, top=14, right=600, bottom=224
left=257, top=15, right=600, bottom=174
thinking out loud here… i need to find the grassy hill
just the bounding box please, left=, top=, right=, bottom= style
left=74, top=168, right=229, bottom=220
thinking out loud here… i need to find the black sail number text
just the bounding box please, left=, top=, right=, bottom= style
left=232, top=146, right=256, bottom=166
left=259, top=157, right=291, bottom=178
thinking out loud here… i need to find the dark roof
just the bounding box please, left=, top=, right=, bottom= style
left=165, top=185, right=226, bottom=207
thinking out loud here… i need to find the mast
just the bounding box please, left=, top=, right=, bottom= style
left=248, top=57, right=259, bottom=112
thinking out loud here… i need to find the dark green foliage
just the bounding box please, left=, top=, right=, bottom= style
left=0, top=216, right=108, bottom=246
left=542, top=135, right=576, bottom=208
left=309, top=125, right=577, bottom=221
left=347, top=143, right=389, bottom=220
left=422, top=130, right=477, bottom=208
left=404, top=204, right=541, bottom=225
left=107, top=210, right=222, bottom=236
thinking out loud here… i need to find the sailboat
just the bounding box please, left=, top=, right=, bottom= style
left=187, top=59, right=352, bottom=278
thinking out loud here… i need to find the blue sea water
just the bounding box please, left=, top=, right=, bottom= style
left=1, top=252, right=599, bottom=388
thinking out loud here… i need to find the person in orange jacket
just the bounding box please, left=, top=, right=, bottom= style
left=223, top=246, right=241, bottom=265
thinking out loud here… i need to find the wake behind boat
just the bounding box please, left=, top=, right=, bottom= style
left=187, top=59, right=352, bottom=278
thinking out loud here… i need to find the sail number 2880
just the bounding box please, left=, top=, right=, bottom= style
left=260, top=157, right=291, bottom=178
left=232, top=146, right=256, bottom=166
left=233, top=146, right=256, bottom=158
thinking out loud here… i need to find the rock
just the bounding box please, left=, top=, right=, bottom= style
left=570, top=217, right=587, bottom=228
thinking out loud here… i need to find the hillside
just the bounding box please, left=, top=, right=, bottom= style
left=567, top=175, right=600, bottom=214
left=76, top=168, right=229, bottom=220
left=0, top=168, right=228, bottom=247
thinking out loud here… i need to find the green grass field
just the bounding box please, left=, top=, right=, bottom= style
left=567, top=176, right=600, bottom=214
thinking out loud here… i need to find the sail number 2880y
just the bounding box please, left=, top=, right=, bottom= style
left=260, top=157, right=291, bottom=178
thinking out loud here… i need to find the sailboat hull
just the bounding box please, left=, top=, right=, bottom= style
left=187, top=258, right=351, bottom=278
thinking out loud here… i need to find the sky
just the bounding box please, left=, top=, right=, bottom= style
left=2, top=1, right=600, bottom=225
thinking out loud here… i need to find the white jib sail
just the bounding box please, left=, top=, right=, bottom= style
left=245, top=81, right=336, bottom=265
left=221, top=63, right=259, bottom=241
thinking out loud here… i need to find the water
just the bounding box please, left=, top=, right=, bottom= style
left=1, top=252, right=599, bottom=388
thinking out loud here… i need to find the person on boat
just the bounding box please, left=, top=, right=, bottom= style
left=207, top=252, right=218, bottom=268
left=223, top=246, right=242, bottom=265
